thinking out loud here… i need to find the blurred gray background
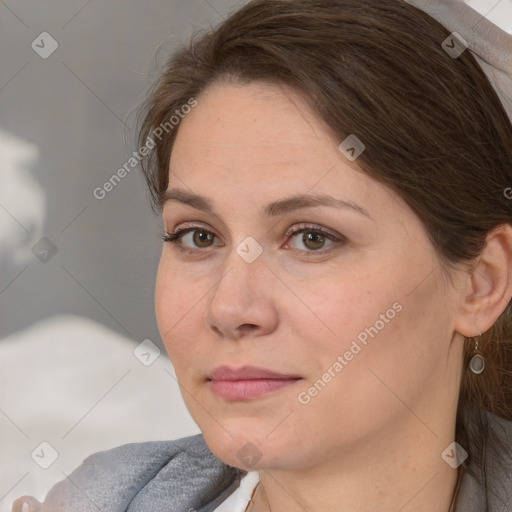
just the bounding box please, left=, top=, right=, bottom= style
left=0, top=0, right=248, bottom=345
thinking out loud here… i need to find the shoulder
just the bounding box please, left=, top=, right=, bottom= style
left=21, top=434, right=244, bottom=512
left=485, top=410, right=512, bottom=507
left=456, top=408, right=512, bottom=512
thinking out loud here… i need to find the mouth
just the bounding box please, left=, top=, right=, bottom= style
left=208, top=365, right=303, bottom=401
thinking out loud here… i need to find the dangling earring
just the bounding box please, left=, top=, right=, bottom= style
left=469, top=332, right=485, bottom=375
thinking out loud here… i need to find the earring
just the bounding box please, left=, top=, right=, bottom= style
left=469, top=333, right=485, bottom=375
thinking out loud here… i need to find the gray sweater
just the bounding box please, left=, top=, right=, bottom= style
left=18, top=410, right=512, bottom=512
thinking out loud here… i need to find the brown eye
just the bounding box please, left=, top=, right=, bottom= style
left=285, top=224, right=344, bottom=254
left=161, top=227, right=220, bottom=252
left=193, top=229, right=215, bottom=248
left=301, top=231, right=327, bottom=251
left=162, top=223, right=345, bottom=256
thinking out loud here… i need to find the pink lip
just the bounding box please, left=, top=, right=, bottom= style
left=210, top=365, right=300, bottom=380
left=208, top=365, right=302, bottom=400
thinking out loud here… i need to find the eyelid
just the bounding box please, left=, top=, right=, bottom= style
left=285, top=223, right=341, bottom=242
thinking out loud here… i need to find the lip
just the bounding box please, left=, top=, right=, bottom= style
left=208, top=365, right=302, bottom=401
left=209, top=365, right=301, bottom=380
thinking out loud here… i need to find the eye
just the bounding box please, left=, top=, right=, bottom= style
left=161, top=223, right=346, bottom=255
left=161, top=225, right=220, bottom=253
left=284, top=223, right=345, bottom=254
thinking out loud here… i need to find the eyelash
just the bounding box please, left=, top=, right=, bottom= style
left=161, top=223, right=346, bottom=256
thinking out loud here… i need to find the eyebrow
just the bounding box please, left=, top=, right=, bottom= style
left=160, top=188, right=373, bottom=220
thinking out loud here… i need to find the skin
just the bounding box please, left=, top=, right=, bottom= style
left=12, top=80, right=512, bottom=512
left=152, top=80, right=512, bottom=512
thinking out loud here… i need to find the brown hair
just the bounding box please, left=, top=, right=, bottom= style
left=137, top=0, right=512, bottom=506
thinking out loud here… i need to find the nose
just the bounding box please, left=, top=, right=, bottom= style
left=204, top=250, right=279, bottom=341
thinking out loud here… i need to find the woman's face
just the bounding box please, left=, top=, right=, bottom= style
left=155, top=80, right=464, bottom=471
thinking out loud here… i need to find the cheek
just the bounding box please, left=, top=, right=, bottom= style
left=304, top=271, right=396, bottom=349
left=155, top=257, right=175, bottom=337
left=300, top=259, right=442, bottom=392
left=155, top=256, right=201, bottom=359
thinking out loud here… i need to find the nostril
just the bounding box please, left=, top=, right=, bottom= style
left=238, top=324, right=258, bottom=335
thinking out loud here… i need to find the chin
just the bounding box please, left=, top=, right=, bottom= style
left=199, top=422, right=269, bottom=468
left=199, top=422, right=308, bottom=472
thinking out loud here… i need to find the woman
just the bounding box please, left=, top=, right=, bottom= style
left=12, top=0, right=512, bottom=511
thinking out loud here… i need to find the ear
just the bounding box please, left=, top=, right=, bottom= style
left=454, top=224, right=512, bottom=337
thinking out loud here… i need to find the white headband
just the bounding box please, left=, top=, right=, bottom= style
left=406, top=0, right=512, bottom=123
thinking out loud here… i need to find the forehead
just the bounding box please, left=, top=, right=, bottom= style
left=170, top=80, right=335, bottom=169
left=166, top=80, right=409, bottom=225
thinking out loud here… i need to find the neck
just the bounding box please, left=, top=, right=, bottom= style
left=249, top=412, right=460, bottom=512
